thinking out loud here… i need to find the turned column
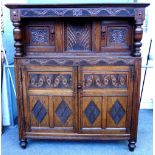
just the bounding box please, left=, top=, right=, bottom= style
left=11, top=9, right=23, bottom=56
left=133, top=8, right=145, bottom=57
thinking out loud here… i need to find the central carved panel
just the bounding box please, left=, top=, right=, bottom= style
left=29, top=73, right=72, bottom=88
left=65, top=22, right=91, bottom=51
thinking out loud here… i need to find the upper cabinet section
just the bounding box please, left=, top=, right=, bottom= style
left=6, top=3, right=149, bottom=57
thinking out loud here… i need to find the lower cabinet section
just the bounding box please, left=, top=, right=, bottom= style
left=17, top=64, right=138, bottom=152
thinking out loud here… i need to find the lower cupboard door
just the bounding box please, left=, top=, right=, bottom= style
left=80, top=96, right=130, bottom=134
left=29, top=95, right=76, bottom=133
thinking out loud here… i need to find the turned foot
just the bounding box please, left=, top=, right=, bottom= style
left=20, top=139, right=27, bottom=149
left=128, top=140, right=136, bottom=152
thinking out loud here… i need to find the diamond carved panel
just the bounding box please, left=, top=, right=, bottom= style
left=85, top=100, right=100, bottom=125
left=55, top=100, right=72, bottom=124
left=32, top=99, right=47, bottom=123
left=109, top=100, right=125, bottom=125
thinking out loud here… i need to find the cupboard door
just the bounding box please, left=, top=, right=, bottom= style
left=79, top=66, right=133, bottom=134
left=22, top=66, right=77, bottom=133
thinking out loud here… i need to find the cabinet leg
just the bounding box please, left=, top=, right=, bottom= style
left=128, top=140, right=136, bottom=152
left=20, top=139, right=28, bottom=149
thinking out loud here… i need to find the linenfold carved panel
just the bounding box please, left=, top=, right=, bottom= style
left=83, top=74, right=127, bottom=88
left=65, top=22, right=91, bottom=51
left=29, top=73, right=72, bottom=88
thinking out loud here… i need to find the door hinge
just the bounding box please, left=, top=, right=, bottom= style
left=130, top=67, right=135, bottom=80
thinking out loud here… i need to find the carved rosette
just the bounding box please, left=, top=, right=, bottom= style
left=11, top=9, right=23, bottom=56
left=133, top=8, right=145, bottom=57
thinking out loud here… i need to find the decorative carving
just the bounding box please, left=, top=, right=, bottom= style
left=109, top=28, right=127, bottom=44
left=55, top=100, right=72, bottom=124
left=29, top=74, right=72, bottom=88
left=109, top=100, right=125, bottom=124
left=32, top=99, right=47, bottom=123
left=65, top=22, right=91, bottom=51
left=31, top=28, right=49, bottom=45
left=85, top=100, right=100, bottom=125
left=135, top=8, right=145, bottom=21
left=83, top=74, right=127, bottom=88
left=133, top=8, right=145, bottom=57
left=21, top=8, right=135, bottom=17
left=21, top=58, right=135, bottom=66
left=11, top=9, right=21, bottom=22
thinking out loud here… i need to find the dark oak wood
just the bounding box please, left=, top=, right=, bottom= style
left=6, top=3, right=149, bottom=151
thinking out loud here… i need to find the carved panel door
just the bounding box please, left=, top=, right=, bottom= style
left=22, top=65, right=77, bottom=133
left=79, top=66, right=133, bottom=134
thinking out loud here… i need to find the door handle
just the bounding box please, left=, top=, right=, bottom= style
left=77, top=85, right=82, bottom=89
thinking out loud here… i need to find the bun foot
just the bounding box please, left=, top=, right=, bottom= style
left=20, top=139, right=27, bottom=149
left=128, top=140, right=136, bottom=152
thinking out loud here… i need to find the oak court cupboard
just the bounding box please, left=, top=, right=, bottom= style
left=6, top=3, right=149, bottom=151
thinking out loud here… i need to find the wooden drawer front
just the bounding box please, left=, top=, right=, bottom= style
left=24, top=21, right=56, bottom=52
left=80, top=96, right=131, bottom=134
left=101, top=21, right=132, bottom=52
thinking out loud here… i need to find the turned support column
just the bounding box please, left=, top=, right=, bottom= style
left=133, top=8, right=145, bottom=57
left=13, top=21, right=23, bottom=56
left=11, top=9, right=23, bottom=57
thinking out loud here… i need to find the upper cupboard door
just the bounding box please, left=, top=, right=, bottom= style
left=24, top=20, right=63, bottom=53
left=100, top=21, right=132, bottom=52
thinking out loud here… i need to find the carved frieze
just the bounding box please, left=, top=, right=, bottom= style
left=29, top=74, right=72, bottom=88
left=20, top=8, right=135, bottom=17
left=21, top=58, right=135, bottom=66
left=83, top=74, right=127, bottom=88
